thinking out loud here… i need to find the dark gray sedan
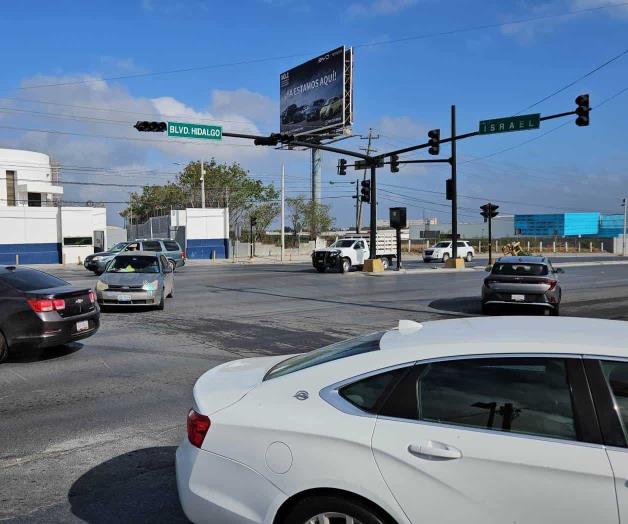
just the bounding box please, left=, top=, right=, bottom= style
left=481, top=256, right=563, bottom=315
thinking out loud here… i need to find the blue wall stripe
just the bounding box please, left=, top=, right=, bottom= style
left=0, top=243, right=61, bottom=264
left=186, top=238, right=229, bottom=259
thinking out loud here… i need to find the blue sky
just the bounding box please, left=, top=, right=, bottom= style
left=1, top=0, right=627, bottom=226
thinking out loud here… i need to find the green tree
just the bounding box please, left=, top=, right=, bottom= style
left=287, top=196, right=334, bottom=244
left=120, top=158, right=279, bottom=236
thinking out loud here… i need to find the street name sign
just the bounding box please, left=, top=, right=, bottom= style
left=479, top=113, right=540, bottom=135
left=167, top=122, right=223, bottom=140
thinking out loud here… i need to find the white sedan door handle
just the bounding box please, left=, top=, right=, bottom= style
left=408, top=440, right=462, bottom=460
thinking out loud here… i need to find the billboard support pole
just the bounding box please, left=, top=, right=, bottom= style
left=369, top=163, right=377, bottom=260
left=311, top=149, right=321, bottom=205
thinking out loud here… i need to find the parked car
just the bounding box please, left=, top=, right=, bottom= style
left=319, top=96, right=342, bottom=120
left=95, top=252, right=174, bottom=310
left=0, top=266, right=99, bottom=363
left=305, top=99, right=325, bottom=121
left=176, top=316, right=628, bottom=524
left=423, top=240, right=475, bottom=263
left=84, top=241, right=131, bottom=275
left=482, top=255, right=563, bottom=315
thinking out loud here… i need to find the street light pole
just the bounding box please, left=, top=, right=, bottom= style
left=450, top=105, right=458, bottom=262
left=281, top=163, right=285, bottom=263
left=201, top=160, right=206, bottom=208
left=623, top=197, right=627, bottom=256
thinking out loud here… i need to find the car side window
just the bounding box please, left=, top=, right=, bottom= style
left=143, top=240, right=162, bottom=252
left=381, top=357, right=578, bottom=441
left=340, top=367, right=410, bottom=414
left=600, top=361, right=628, bottom=437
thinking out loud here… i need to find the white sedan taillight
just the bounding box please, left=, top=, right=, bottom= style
left=187, top=409, right=210, bottom=448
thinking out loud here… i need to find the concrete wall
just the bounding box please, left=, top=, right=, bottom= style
left=184, top=208, right=229, bottom=259
left=106, top=226, right=127, bottom=249
left=0, top=206, right=60, bottom=264
left=60, top=207, right=107, bottom=263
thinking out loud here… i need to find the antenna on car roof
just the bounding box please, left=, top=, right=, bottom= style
left=398, top=319, right=423, bottom=334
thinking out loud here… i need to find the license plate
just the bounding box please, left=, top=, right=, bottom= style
left=512, top=294, right=525, bottom=302
left=76, top=320, right=89, bottom=332
left=117, top=294, right=132, bottom=302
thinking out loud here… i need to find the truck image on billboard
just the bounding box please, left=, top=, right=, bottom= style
left=280, top=46, right=352, bottom=136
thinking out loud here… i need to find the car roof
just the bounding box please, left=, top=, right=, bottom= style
left=379, top=317, right=628, bottom=359
left=497, top=256, right=547, bottom=264
left=114, top=251, right=160, bottom=257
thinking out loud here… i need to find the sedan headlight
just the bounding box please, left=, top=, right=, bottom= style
left=92, top=256, right=102, bottom=261
left=96, top=280, right=108, bottom=291
left=142, top=280, right=160, bottom=291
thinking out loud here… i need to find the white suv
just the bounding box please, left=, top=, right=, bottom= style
left=423, top=240, right=475, bottom=263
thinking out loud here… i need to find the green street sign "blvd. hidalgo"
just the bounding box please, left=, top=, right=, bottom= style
left=167, top=121, right=223, bottom=140
left=479, top=113, right=540, bottom=135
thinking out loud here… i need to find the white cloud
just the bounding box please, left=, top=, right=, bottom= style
left=347, top=0, right=417, bottom=17
left=98, top=56, right=147, bottom=75
left=0, top=74, right=283, bottom=223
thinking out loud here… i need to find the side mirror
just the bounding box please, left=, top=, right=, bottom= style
left=484, top=265, right=492, bottom=272
left=555, top=267, right=565, bottom=274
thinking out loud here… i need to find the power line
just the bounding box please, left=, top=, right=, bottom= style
left=4, top=2, right=627, bottom=94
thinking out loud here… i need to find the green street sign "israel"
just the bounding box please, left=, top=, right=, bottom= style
left=479, top=113, right=540, bottom=135
left=167, top=121, right=223, bottom=140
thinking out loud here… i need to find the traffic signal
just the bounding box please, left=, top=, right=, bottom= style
left=337, top=158, right=347, bottom=176
left=360, top=180, right=371, bottom=203
left=390, top=154, right=400, bottom=173
left=575, top=94, right=590, bottom=127
left=250, top=216, right=257, bottom=227
left=480, top=203, right=499, bottom=222
left=445, top=178, right=454, bottom=201
left=134, top=121, right=167, bottom=132
left=428, top=129, right=440, bottom=156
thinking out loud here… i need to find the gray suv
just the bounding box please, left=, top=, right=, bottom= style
left=481, top=256, right=563, bottom=315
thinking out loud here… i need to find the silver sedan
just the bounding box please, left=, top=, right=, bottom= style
left=95, top=252, right=174, bottom=310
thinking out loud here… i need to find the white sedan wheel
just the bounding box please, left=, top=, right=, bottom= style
left=306, top=513, right=363, bottom=524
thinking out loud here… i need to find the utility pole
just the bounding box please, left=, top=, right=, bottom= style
left=354, top=183, right=360, bottom=233
left=358, top=128, right=378, bottom=234
left=450, top=105, right=458, bottom=262
left=311, top=149, right=321, bottom=205
left=623, top=197, right=627, bottom=256
left=281, top=163, right=285, bottom=262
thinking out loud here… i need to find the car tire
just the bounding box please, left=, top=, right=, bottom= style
left=283, top=495, right=388, bottom=524
left=381, top=257, right=390, bottom=270
left=157, top=290, right=165, bottom=310
left=466, top=252, right=473, bottom=262
left=442, top=253, right=450, bottom=263
left=316, top=266, right=326, bottom=273
left=550, top=305, right=560, bottom=316
left=340, top=258, right=351, bottom=273
left=0, top=331, right=8, bottom=364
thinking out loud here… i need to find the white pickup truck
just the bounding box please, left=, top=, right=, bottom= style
left=312, top=235, right=397, bottom=273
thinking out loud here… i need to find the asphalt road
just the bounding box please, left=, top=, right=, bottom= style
left=2, top=261, right=628, bottom=522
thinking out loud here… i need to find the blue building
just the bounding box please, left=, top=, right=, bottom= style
left=599, top=214, right=624, bottom=237
left=514, top=213, right=600, bottom=237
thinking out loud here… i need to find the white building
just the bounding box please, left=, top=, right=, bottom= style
left=0, top=148, right=109, bottom=264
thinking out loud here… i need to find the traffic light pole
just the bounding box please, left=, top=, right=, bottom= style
left=450, top=105, right=458, bottom=261
left=369, top=163, right=377, bottom=260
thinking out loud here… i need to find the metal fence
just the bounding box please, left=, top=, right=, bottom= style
left=128, top=215, right=171, bottom=240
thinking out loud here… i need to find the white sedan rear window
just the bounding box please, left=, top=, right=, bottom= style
left=264, top=331, right=385, bottom=381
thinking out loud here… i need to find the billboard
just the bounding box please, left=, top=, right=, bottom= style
left=280, top=46, right=352, bottom=136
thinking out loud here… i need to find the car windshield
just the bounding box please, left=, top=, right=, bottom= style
left=492, top=263, right=549, bottom=276
left=264, top=331, right=385, bottom=381
left=107, top=256, right=160, bottom=274
left=434, top=242, right=450, bottom=248
left=331, top=240, right=356, bottom=248
left=110, top=242, right=128, bottom=253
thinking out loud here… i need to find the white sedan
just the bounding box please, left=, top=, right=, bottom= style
left=176, top=316, right=628, bottom=524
